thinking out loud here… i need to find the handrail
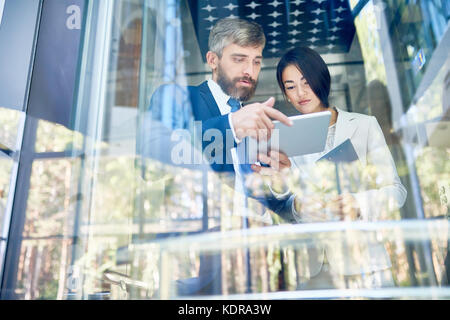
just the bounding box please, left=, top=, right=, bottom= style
left=129, top=219, right=450, bottom=253
left=176, top=287, right=450, bottom=300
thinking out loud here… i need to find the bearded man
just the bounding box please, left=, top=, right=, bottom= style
left=189, top=18, right=292, bottom=173
left=142, top=18, right=296, bottom=296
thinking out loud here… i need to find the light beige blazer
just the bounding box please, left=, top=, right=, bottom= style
left=290, top=108, right=407, bottom=277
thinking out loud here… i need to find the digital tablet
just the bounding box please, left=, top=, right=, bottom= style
left=270, top=111, right=331, bottom=157
left=249, top=111, right=331, bottom=159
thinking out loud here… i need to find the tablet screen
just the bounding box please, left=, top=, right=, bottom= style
left=247, top=110, right=331, bottom=160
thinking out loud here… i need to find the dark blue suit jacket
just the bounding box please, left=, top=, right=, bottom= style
left=188, top=81, right=236, bottom=172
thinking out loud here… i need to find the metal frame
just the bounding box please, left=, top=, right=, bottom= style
left=0, top=0, right=90, bottom=299
left=0, top=0, right=43, bottom=299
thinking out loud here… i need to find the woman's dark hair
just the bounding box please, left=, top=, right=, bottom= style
left=276, top=47, right=331, bottom=108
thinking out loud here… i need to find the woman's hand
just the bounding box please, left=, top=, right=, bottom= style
left=328, top=193, right=361, bottom=221
left=293, top=193, right=361, bottom=222
left=293, top=194, right=330, bottom=222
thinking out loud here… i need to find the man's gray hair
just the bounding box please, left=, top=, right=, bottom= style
left=208, top=18, right=266, bottom=57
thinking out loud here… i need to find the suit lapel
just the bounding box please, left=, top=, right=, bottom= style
left=197, top=81, right=221, bottom=119
left=190, top=81, right=235, bottom=173
left=333, top=108, right=358, bottom=148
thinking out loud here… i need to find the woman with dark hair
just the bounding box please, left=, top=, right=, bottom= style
left=274, top=47, right=407, bottom=290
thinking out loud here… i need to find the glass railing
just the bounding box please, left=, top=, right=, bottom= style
left=97, top=219, right=450, bottom=299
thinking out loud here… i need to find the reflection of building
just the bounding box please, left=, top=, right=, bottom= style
left=0, top=0, right=449, bottom=299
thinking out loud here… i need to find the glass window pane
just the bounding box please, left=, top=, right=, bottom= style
left=66, top=0, right=450, bottom=299
left=14, top=239, right=73, bottom=299
left=4, top=0, right=450, bottom=300
left=0, top=107, right=24, bottom=152
left=0, top=157, right=13, bottom=234
left=23, top=158, right=81, bottom=239
left=0, top=0, right=40, bottom=111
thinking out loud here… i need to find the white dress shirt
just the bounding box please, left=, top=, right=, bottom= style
left=207, top=79, right=272, bottom=223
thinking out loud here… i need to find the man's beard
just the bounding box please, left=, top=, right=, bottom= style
left=216, top=64, right=258, bottom=102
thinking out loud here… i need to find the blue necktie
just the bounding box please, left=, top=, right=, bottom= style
left=227, top=98, right=253, bottom=177
left=228, top=98, right=270, bottom=169
left=227, top=97, right=241, bottom=113
left=228, top=98, right=270, bottom=216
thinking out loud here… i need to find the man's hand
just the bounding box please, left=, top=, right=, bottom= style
left=251, top=150, right=291, bottom=174
left=247, top=150, right=291, bottom=195
left=231, top=97, right=293, bottom=141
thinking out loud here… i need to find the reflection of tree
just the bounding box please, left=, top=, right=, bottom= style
left=416, top=148, right=450, bottom=218
left=367, top=78, right=440, bottom=286
left=0, top=107, right=21, bottom=150
left=0, top=108, right=22, bottom=226
left=25, top=159, right=78, bottom=238
left=416, top=147, right=450, bottom=285
left=15, top=239, right=71, bottom=300
left=351, top=0, right=388, bottom=84
left=35, top=119, right=84, bottom=153
left=367, top=66, right=450, bottom=285
left=16, top=155, right=78, bottom=299
left=0, top=159, right=12, bottom=224
left=367, top=80, right=413, bottom=220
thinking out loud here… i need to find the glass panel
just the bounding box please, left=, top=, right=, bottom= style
left=0, top=157, right=13, bottom=234
left=0, top=107, right=24, bottom=152
left=0, top=106, right=24, bottom=277
left=5, top=0, right=450, bottom=299
left=23, top=158, right=81, bottom=239
left=68, top=0, right=450, bottom=299
left=382, top=0, right=449, bottom=110
left=1, top=0, right=87, bottom=299
left=413, top=57, right=450, bottom=220
left=152, top=220, right=450, bottom=298
left=0, top=0, right=41, bottom=111
left=35, top=119, right=84, bottom=153
left=14, top=239, right=74, bottom=300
